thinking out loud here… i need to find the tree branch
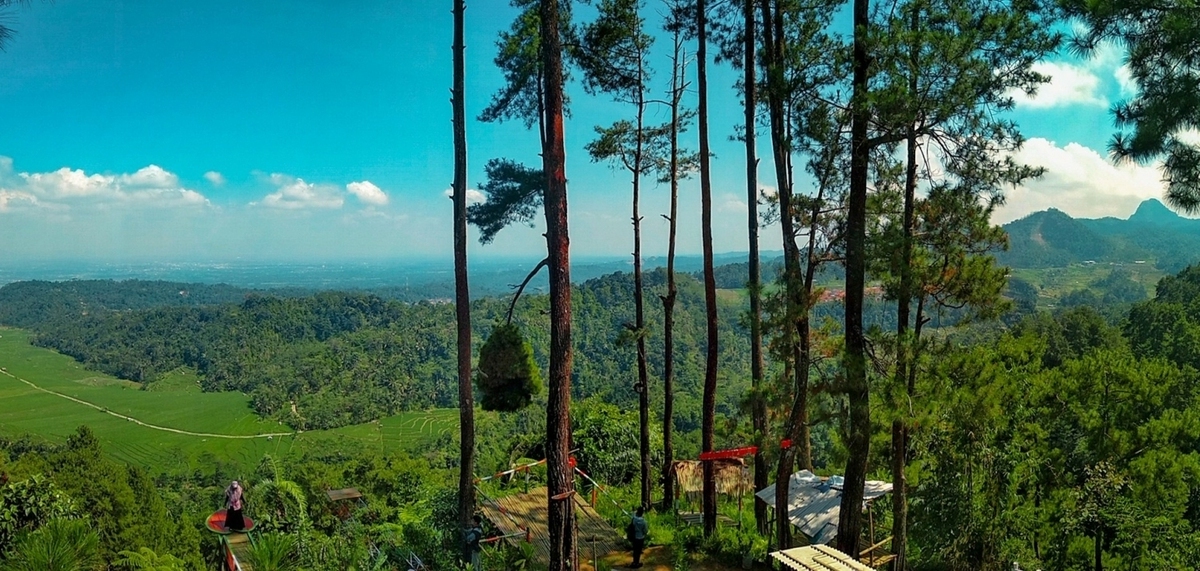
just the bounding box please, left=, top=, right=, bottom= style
left=506, top=257, right=550, bottom=325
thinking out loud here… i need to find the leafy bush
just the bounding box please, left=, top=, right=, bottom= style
left=0, top=475, right=76, bottom=553
left=245, top=533, right=299, bottom=571
left=2, top=518, right=100, bottom=571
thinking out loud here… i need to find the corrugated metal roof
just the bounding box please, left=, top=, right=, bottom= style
left=771, top=545, right=877, bottom=571
left=756, top=471, right=893, bottom=544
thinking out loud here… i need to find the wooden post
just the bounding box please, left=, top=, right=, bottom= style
left=867, top=500, right=875, bottom=562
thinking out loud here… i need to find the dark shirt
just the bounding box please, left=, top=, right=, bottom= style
left=465, top=525, right=483, bottom=552
left=629, top=515, right=648, bottom=541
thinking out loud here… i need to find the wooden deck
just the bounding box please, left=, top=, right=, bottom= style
left=478, top=486, right=622, bottom=566
left=325, top=487, right=363, bottom=502
left=772, top=545, right=877, bottom=571
left=677, top=512, right=736, bottom=527
left=226, top=532, right=253, bottom=571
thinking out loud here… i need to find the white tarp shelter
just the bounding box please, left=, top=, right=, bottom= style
left=755, top=470, right=893, bottom=545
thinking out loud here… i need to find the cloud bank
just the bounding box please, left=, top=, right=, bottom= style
left=255, top=175, right=391, bottom=210
left=998, top=137, right=1165, bottom=222
left=0, top=158, right=209, bottom=212
left=1009, top=44, right=1131, bottom=110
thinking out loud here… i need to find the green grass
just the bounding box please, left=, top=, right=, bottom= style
left=0, top=327, right=456, bottom=474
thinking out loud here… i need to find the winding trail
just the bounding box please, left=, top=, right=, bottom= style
left=0, top=368, right=295, bottom=440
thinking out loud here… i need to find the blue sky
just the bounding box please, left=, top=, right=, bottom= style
left=0, top=0, right=1174, bottom=262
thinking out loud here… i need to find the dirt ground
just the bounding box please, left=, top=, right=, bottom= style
left=577, top=545, right=772, bottom=571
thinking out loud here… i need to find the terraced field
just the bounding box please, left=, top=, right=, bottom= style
left=0, top=327, right=456, bottom=473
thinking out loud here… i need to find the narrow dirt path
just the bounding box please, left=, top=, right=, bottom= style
left=0, top=368, right=294, bottom=440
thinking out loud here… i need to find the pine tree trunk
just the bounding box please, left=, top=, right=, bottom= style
left=891, top=115, right=919, bottom=571
left=744, top=0, right=769, bottom=537
left=892, top=7, right=920, bottom=566
left=758, top=0, right=815, bottom=549
left=540, top=1, right=575, bottom=568
left=696, top=0, right=720, bottom=538
left=776, top=189, right=822, bottom=551
left=759, top=0, right=813, bottom=475
left=634, top=67, right=652, bottom=513
left=451, top=0, right=475, bottom=550
left=837, top=0, right=871, bottom=558
left=660, top=32, right=683, bottom=513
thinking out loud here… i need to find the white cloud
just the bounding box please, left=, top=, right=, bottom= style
left=719, top=193, right=748, bottom=214
left=443, top=187, right=485, bottom=204
left=258, top=174, right=344, bottom=210
left=120, top=165, right=179, bottom=188
left=346, top=181, right=389, bottom=206
left=997, top=137, right=1164, bottom=222
left=23, top=168, right=115, bottom=200
left=1114, top=64, right=1138, bottom=97
left=1010, top=60, right=1106, bottom=109
left=0, top=191, right=38, bottom=211
left=0, top=158, right=210, bottom=211
left=1176, top=129, right=1200, bottom=147
left=1011, top=43, right=1134, bottom=109
left=204, top=171, right=226, bottom=186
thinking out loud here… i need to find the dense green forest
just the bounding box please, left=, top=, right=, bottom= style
left=7, top=265, right=1200, bottom=569
left=0, top=272, right=756, bottom=431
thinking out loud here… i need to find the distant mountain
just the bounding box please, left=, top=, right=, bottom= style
left=1000, top=208, right=1114, bottom=268
left=1129, top=198, right=1188, bottom=227
left=999, top=199, right=1200, bottom=272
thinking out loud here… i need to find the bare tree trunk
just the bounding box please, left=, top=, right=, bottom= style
left=451, top=0, right=475, bottom=551
left=837, top=0, right=871, bottom=558
left=696, top=0, right=720, bottom=538
left=660, top=31, right=684, bottom=514
left=744, top=0, right=769, bottom=537
left=540, top=1, right=575, bottom=568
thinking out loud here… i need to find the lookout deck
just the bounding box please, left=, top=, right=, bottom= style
left=478, top=486, right=622, bottom=566
left=226, top=532, right=253, bottom=571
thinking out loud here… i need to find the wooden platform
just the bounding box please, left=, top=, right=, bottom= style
left=226, top=532, right=253, bottom=571
left=772, top=545, right=876, bottom=571
left=206, top=509, right=256, bottom=535
left=677, top=512, right=735, bottom=527
left=859, top=544, right=895, bottom=568
left=325, top=487, right=363, bottom=502
left=478, top=486, right=622, bottom=565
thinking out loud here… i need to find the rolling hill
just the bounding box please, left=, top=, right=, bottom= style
left=999, top=199, right=1200, bottom=272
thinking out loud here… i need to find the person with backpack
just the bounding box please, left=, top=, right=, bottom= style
left=464, top=514, right=484, bottom=571
left=626, top=507, right=648, bottom=568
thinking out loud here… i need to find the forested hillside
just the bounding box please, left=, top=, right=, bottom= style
left=999, top=199, right=1200, bottom=272
left=0, top=271, right=755, bottom=431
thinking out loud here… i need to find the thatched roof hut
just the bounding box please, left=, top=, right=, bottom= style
left=671, top=459, right=750, bottom=496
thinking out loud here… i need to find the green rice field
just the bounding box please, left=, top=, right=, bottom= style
left=0, top=327, right=456, bottom=473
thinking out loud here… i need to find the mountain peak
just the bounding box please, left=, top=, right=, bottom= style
left=1130, top=198, right=1183, bottom=225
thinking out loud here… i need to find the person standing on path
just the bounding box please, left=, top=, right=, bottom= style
left=627, top=507, right=649, bottom=568
left=464, top=514, right=484, bottom=571
left=225, top=480, right=246, bottom=531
